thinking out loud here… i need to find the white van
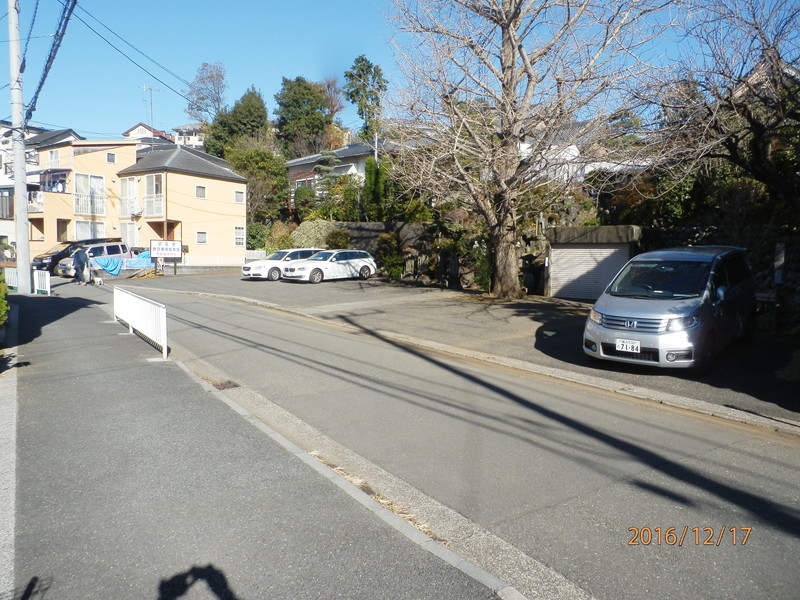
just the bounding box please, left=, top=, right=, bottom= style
left=582, top=246, right=756, bottom=373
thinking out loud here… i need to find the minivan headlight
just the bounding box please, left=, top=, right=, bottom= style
left=588, top=308, right=602, bottom=325
left=667, top=316, right=700, bottom=332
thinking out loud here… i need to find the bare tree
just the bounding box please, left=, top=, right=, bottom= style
left=650, top=0, right=800, bottom=213
left=389, top=0, right=675, bottom=299
left=321, top=77, right=345, bottom=121
left=184, top=62, right=229, bottom=124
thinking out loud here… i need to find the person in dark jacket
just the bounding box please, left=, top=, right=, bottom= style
left=73, top=245, right=89, bottom=285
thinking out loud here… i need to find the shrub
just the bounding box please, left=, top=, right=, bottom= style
left=0, top=274, right=8, bottom=327
left=293, top=186, right=317, bottom=222
left=247, top=223, right=268, bottom=250
left=375, top=232, right=405, bottom=280
left=291, top=220, right=341, bottom=248
left=325, top=227, right=350, bottom=249
left=265, top=221, right=297, bottom=251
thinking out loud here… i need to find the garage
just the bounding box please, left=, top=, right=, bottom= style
left=549, top=244, right=630, bottom=300
left=545, top=226, right=641, bottom=301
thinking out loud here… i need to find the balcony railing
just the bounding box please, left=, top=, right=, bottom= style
left=119, top=197, right=143, bottom=217
left=27, top=191, right=45, bottom=213
left=74, top=192, right=106, bottom=216
left=144, top=193, right=163, bottom=217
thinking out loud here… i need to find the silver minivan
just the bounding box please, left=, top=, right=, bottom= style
left=582, top=246, right=756, bottom=372
left=56, top=242, right=133, bottom=277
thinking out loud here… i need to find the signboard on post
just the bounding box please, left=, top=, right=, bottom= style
left=150, top=240, right=183, bottom=275
left=150, top=240, right=182, bottom=258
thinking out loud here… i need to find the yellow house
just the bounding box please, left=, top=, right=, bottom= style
left=28, top=140, right=248, bottom=267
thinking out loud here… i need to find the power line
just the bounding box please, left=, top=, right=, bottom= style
left=71, top=2, right=191, bottom=89
left=22, top=0, right=42, bottom=63
left=63, top=6, right=200, bottom=113
left=24, top=0, right=77, bottom=124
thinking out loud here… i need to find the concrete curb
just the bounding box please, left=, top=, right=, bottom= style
left=172, top=358, right=535, bottom=600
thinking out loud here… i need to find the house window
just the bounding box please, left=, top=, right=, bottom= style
left=48, top=149, right=60, bottom=168
left=106, top=152, right=116, bottom=164
left=120, top=177, right=137, bottom=216
left=234, top=190, right=245, bottom=204
left=145, top=174, right=163, bottom=217
left=234, top=226, right=245, bottom=247
left=43, top=171, right=67, bottom=192
left=196, top=231, right=208, bottom=245
left=0, top=190, right=11, bottom=219
left=75, top=220, right=105, bottom=239
left=195, top=185, right=206, bottom=199
left=74, top=173, right=106, bottom=216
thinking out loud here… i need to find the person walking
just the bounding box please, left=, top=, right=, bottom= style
left=73, top=245, right=89, bottom=285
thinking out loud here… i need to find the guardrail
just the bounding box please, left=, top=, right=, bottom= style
left=2, top=267, right=51, bottom=295
left=113, top=287, right=168, bottom=359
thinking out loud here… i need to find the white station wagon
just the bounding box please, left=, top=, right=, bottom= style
left=282, top=249, right=377, bottom=283
left=241, top=248, right=323, bottom=280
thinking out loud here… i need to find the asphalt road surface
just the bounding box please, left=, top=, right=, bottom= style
left=107, top=270, right=800, bottom=427
left=111, top=280, right=800, bottom=600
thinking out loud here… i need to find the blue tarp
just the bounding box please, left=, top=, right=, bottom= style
left=93, top=251, right=153, bottom=276
left=93, top=257, right=123, bottom=276
left=124, top=250, right=154, bottom=270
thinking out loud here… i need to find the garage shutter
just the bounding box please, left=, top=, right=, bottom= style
left=550, top=244, right=630, bottom=300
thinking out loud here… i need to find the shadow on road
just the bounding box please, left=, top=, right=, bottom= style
left=158, top=292, right=800, bottom=539
left=334, top=313, right=800, bottom=538
left=5, top=294, right=103, bottom=355
left=474, top=295, right=799, bottom=414
left=157, top=564, right=240, bottom=600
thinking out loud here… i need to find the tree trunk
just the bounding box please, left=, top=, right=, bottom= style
left=490, top=213, right=524, bottom=299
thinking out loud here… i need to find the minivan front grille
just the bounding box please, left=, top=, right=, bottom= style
left=600, top=314, right=667, bottom=333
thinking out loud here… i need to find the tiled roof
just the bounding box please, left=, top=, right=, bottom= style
left=117, top=144, right=247, bottom=183
left=286, top=141, right=385, bottom=167
left=25, top=129, right=83, bottom=148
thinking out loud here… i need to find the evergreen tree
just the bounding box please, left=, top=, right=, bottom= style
left=204, top=87, right=270, bottom=158
left=344, top=55, right=388, bottom=141
left=362, top=157, right=389, bottom=221
left=274, top=77, right=333, bottom=158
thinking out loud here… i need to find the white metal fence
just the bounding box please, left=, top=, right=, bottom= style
left=3, top=267, right=17, bottom=289
left=245, top=250, right=267, bottom=261
left=33, top=270, right=51, bottom=295
left=113, top=287, right=168, bottom=359
left=2, top=267, right=51, bottom=295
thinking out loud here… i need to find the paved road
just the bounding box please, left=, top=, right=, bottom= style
left=5, top=293, right=504, bottom=600
left=39, top=273, right=800, bottom=600
left=102, top=269, right=800, bottom=428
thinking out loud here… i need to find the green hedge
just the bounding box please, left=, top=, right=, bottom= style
left=0, top=273, right=8, bottom=327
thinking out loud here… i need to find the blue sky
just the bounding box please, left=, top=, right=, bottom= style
left=1, top=0, right=397, bottom=139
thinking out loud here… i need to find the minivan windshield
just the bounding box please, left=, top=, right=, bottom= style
left=44, top=242, right=73, bottom=254
left=608, top=260, right=712, bottom=298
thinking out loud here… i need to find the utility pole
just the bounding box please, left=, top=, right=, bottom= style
left=8, top=0, right=31, bottom=294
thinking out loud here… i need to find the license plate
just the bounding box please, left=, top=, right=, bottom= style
left=615, top=338, right=641, bottom=353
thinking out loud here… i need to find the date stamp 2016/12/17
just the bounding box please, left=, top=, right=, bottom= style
left=628, top=527, right=752, bottom=546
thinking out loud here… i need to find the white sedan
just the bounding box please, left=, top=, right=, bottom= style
left=282, top=249, right=377, bottom=283
left=241, top=248, right=323, bottom=280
